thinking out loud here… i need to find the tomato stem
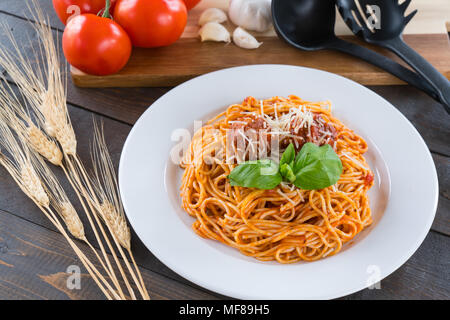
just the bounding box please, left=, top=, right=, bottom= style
left=102, top=0, right=111, bottom=19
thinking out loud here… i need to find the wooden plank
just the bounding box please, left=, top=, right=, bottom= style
left=0, top=85, right=227, bottom=296
left=0, top=0, right=65, bottom=31
left=70, top=34, right=450, bottom=88
left=0, top=4, right=448, bottom=300
left=0, top=97, right=203, bottom=287
left=0, top=12, right=156, bottom=124
left=3, top=0, right=444, bottom=88
left=2, top=11, right=450, bottom=146
left=0, top=88, right=447, bottom=299
left=342, top=231, right=450, bottom=299
left=0, top=10, right=43, bottom=75
left=0, top=83, right=447, bottom=232
left=0, top=209, right=221, bottom=300
left=1, top=208, right=448, bottom=300
left=0, top=80, right=448, bottom=267
left=66, top=79, right=167, bottom=124
left=1, top=17, right=448, bottom=220
left=369, top=85, right=450, bottom=157
left=432, top=154, right=450, bottom=236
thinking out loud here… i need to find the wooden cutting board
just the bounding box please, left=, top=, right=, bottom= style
left=71, top=0, right=450, bottom=88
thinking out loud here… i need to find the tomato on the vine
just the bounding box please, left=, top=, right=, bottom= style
left=183, top=0, right=201, bottom=10
left=114, top=0, right=188, bottom=48
left=62, top=13, right=131, bottom=76
left=52, top=0, right=117, bottom=25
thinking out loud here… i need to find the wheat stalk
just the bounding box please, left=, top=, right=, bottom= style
left=26, top=125, right=63, bottom=166
left=0, top=121, right=120, bottom=299
left=91, top=121, right=149, bottom=299
left=2, top=5, right=126, bottom=298
left=0, top=83, right=126, bottom=298
left=66, top=155, right=139, bottom=299
left=0, top=0, right=150, bottom=300
left=0, top=19, right=123, bottom=301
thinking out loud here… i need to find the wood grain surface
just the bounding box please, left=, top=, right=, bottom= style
left=0, top=0, right=448, bottom=300
left=68, top=0, right=450, bottom=87
left=70, top=34, right=450, bottom=88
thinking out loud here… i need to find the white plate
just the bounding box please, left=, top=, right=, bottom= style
left=119, top=65, right=438, bottom=300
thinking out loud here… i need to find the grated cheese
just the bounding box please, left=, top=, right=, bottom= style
left=229, top=121, right=248, bottom=125
left=277, top=189, right=296, bottom=205
left=341, top=152, right=369, bottom=170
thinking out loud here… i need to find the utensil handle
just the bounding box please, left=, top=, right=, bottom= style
left=328, top=38, right=441, bottom=104
left=385, top=37, right=450, bottom=114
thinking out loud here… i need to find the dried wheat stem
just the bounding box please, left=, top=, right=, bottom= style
left=58, top=202, right=85, bottom=241
left=72, top=159, right=138, bottom=300
left=22, top=116, right=122, bottom=294
left=99, top=202, right=150, bottom=300
left=43, top=206, right=119, bottom=300
left=100, top=202, right=131, bottom=250
left=55, top=122, right=77, bottom=156
left=20, top=165, right=50, bottom=207
left=27, top=124, right=63, bottom=166
left=0, top=156, right=117, bottom=300
left=0, top=0, right=135, bottom=299
left=128, top=249, right=147, bottom=297
left=70, top=155, right=138, bottom=300
left=91, top=122, right=149, bottom=299
left=19, top=120, right=125, bottom=298
left=60, top=163, right=126, bottom=299
left=43, top=206, right=115, bottom=300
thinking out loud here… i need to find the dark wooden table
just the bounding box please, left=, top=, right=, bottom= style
left=0, top=0, right=448, bottom=300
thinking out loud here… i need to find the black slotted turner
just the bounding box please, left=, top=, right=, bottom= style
left=337, top=0, right=450, bottom=113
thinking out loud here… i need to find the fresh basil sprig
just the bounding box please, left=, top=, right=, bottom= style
left=228, top=143, right=342, bottom=190
left=228, top=159, right=282, bottom=189
left=292, top=143, right=343, bottom=190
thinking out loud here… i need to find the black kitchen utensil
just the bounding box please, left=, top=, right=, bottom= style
left=271, top=0, right=438, bottom=103
left=337, top=0, right=450, bottom=113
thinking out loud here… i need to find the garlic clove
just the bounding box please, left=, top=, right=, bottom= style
left=198, top=8, right=228, bottom=26
left=232, top=27, right=262, bottom=49
left=199, top=22, right=231, bottom=43
left=229, top=0, right=272, bottom=33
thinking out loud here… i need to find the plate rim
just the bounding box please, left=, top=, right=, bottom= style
left=119, top=64, right=439, bottom=300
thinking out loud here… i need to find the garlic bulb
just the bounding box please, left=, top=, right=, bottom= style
left=198, top=22, right=231, bottom=43
left=228, top=0, right=272, bottom=33
left=198, top=8, right=228, bottom=26
left=232, top=27, right=262, bottom=49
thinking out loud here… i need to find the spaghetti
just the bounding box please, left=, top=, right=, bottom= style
left=180, top=95, right=374, bottom=263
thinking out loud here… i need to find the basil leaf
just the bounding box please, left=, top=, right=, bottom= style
left=293, top=142, right=316, bottom=173
left=280, top=163, right=296, bottom=183
left=280, top=143, right=295, bottom=167
left=293, top=143, right=342, bottom=190
left=228, top=159, right=282, bottom=189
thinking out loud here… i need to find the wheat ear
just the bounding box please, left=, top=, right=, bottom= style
left=0, top=0, right=147, bottom=299
left=0, top=83, right=125, bottom=297
left=0, top=123, right=118, bottom=299
left=67, top=155, right=138, bottom=300
left=8, top=4, right=127, bottom=297
left=0, top=42, right=125, bottom=301
left=92, top=121, right=150, bottom=299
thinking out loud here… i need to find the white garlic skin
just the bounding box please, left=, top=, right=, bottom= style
left=229, top=0, right=272, bottom=33
left=198, top=8, right=228, bottom=26
left=232, top=27, right=262, bottom=49
left=198, top=22, right=231, bottom=43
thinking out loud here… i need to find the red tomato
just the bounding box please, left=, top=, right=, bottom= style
left=184, top=0, right=201, bottom=10
left=52, top=0, right=117, bottom=25
left=62, top=14, right=132, bottom=76
left=114, top=0, right=187, bottom=48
